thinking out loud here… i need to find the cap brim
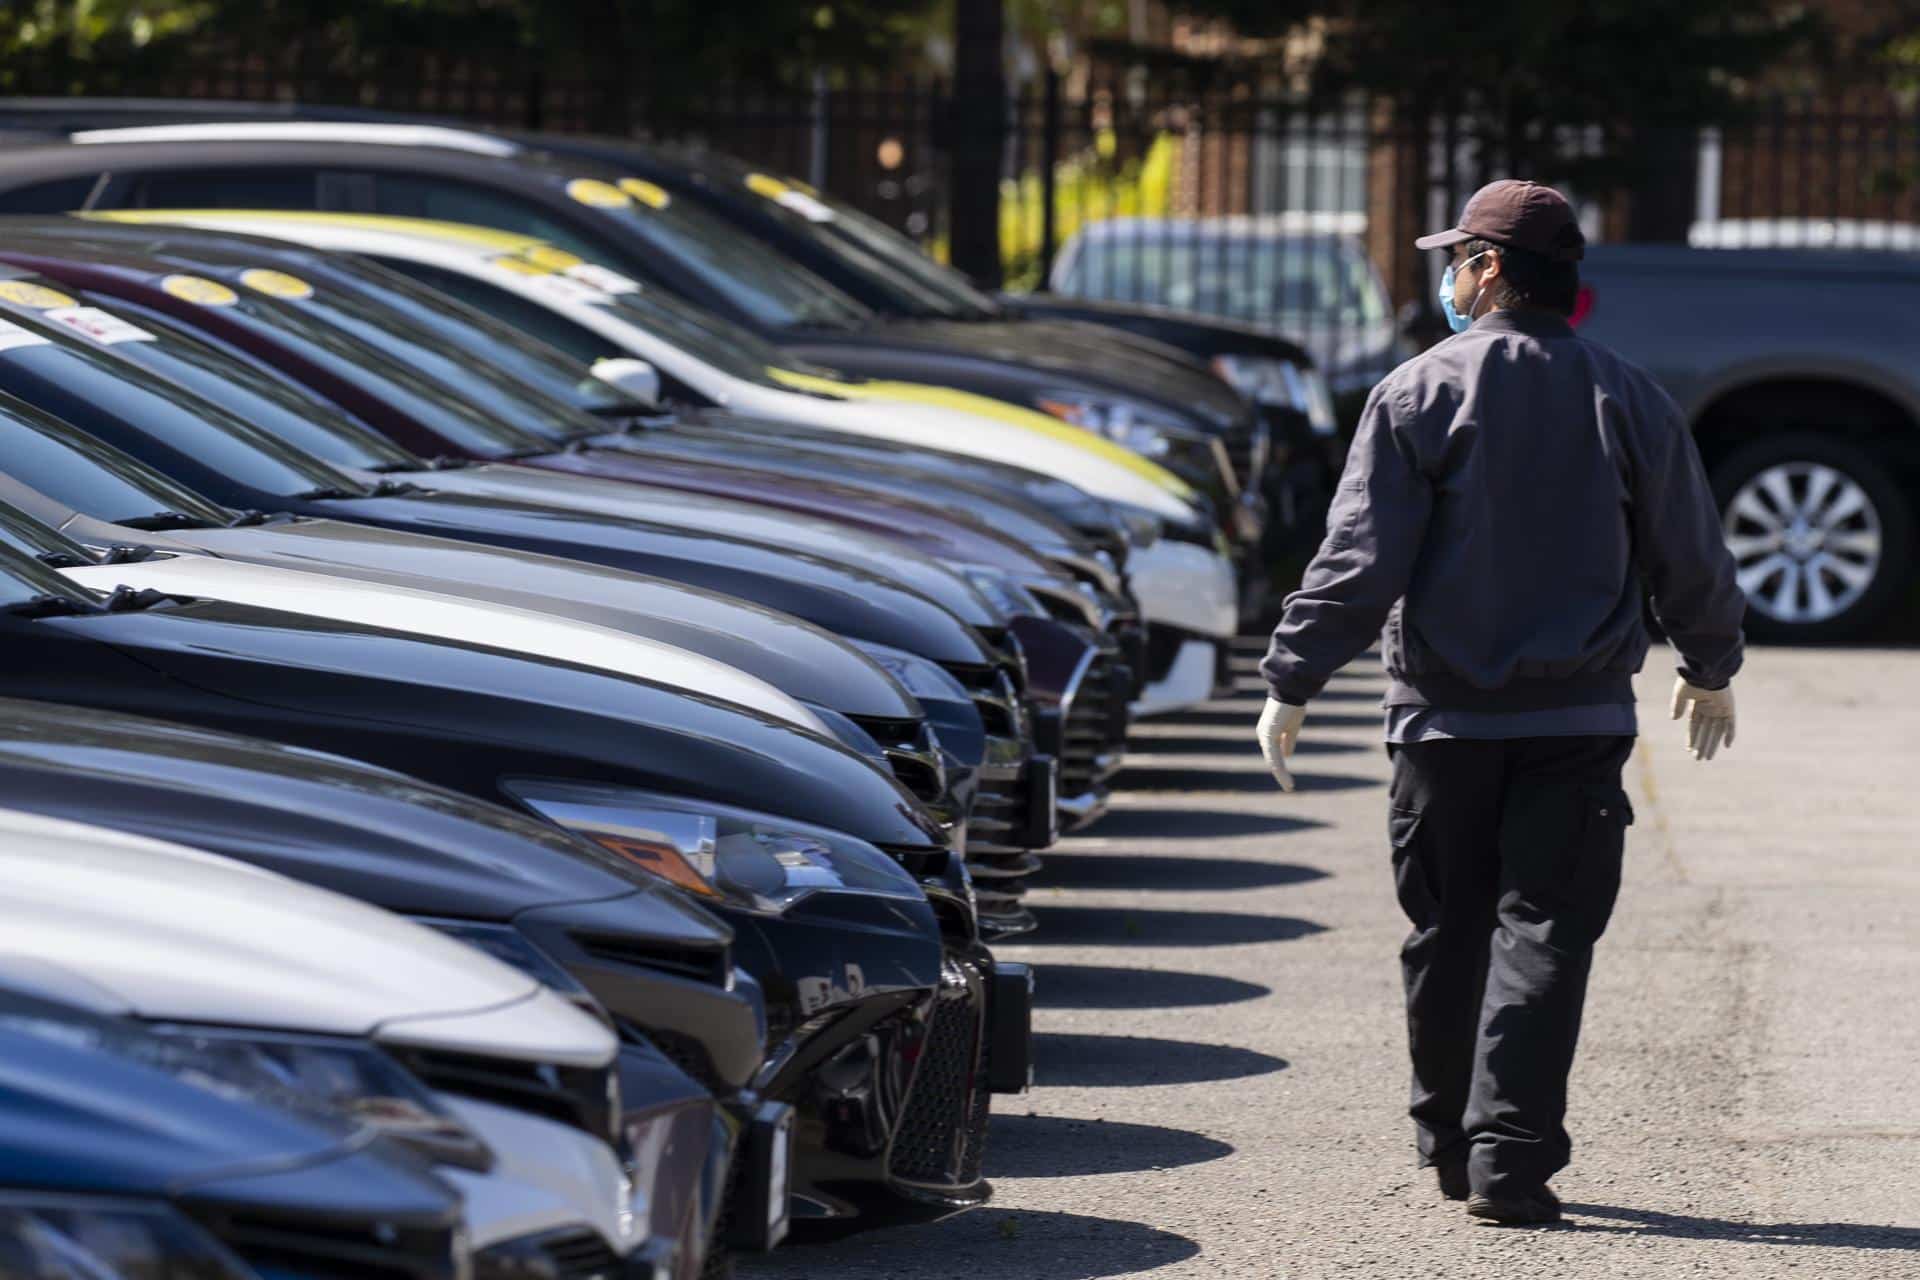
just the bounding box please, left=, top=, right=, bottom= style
left=1414, top=227, right=1472, bottom=251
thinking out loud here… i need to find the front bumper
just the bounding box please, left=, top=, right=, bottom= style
left=1129, top=538, right=1238, bottom=641
left=785, top=946, right=1017, bottom=1239
left=1133, top=631, right=1230, bottom=718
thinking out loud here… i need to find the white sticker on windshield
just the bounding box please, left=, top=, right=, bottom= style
left=45, top=306, right=155, bottom=346
left=563, top=263, right=641, bottom=294
left=518, top=271, right=617, bottom=308
left=776, top=190, right=837, bottom=223
left=0, top=319, right=50, bottom=352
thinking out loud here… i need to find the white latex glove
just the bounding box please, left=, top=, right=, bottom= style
left=1256, top=697, right=1308, bottom=791
left=1670, top=676, right=1736, bottom=761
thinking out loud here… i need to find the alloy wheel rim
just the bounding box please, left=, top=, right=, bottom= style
left=1723, top=461, right=1882, bottom=624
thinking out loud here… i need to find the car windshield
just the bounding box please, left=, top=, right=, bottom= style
left=0, top=507, right=104, bottom=611
left=382, top=254, right=817, bottom=391
left=231, top=265, right=605, bottom=447
left=731, top=172, right=1003, bottom=320
left=174, top=282, right=558, bottom=461
left=1059, top=231, right=1388, bottom=330
left=304, top=253, right=643, bottom=422
left=0, top=393, right=236, bottom=528
left=588, top=186, right=874, bottom=332
left=0, top=491, right=100, bottom=564
left=0, top=303, right=372, bottom=500
left=67, top=294, right=424, bottom=473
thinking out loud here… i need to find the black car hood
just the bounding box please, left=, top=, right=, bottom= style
left=786, top=316, right=1251, bottom=429
left=10, top=600, right=946, bottom=851
left=0, top=696, right=733, bottom=929
left=303, top=488, right=994, bottom=668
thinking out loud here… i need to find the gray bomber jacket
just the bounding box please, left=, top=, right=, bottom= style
left=1261, top=308, right=1744, bottom=712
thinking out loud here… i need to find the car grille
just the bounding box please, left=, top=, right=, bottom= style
left=576, top=933, right=730, bottom=987
left=389, top=1047, right=616, bottom=1146
left=631, top=1021, right=726, bottom=1093
left=196, top=1209, right=456, bottom=1280
left=1059, top=648, right=1130, bottom=803
left=887, top=957, right=990, bottom=1188
left=473, top=1227, right=623, bottom=1280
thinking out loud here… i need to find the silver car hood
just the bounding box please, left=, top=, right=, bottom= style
left=0, top=809, right=614, bottom=1066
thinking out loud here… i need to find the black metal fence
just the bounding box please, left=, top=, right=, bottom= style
left=47, top=53, right=1920, bottom=314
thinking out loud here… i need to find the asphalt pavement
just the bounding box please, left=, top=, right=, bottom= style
left=746, top=640, right=1920, bottom=1278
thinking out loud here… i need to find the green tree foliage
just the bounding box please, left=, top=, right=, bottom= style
left=0, top=0, right=940, bottom=118
left=1174, top=0, right=1824, bottom=189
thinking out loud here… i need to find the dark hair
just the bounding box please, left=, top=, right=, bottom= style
left=1461, top=238, right=1579, bottom=316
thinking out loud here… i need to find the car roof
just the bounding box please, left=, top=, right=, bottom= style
left=0, top=135, right=619, bottom=188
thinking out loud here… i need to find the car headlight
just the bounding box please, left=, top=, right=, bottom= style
left=959, top=566, right=1045, bottom=619
left=142, top=1026, right=495, bottom=1173
left=1034, top=394, right=1179, bottom=457
left=503, top=780, right=927, bottom=916
left=1212, top=355, right=1338, bottom=437
left=0, top=1197, right=261, bottom=1280
left=0, top=1002, right=492, bottom=1173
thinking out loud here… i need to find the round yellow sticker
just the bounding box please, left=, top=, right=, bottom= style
left=565, top=178, right=632, bottom=209
left=618, top=177, right=671, bottom=209
left=239, top=269, right=314, bottom=300
left=0, top=280, right=76, bottom=310
left=161, top=274, right=239, bottom=307
left=745, top=173, right=790, bottom=200
left=522, top=245, right=585, bottom=272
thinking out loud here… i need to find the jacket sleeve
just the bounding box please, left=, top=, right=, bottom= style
left=1627, top=382, right=1746, bottom=689
left=1261, top=381, right=1432, bottom=704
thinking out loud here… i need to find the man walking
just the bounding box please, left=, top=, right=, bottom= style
left=1255, top=180, right=1746, bottom=1224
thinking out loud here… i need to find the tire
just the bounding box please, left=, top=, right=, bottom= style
left=1708, top=433, right=1913, bottom=643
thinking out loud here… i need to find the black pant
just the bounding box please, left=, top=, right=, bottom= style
left=1387, top=734, right=1636, bottom=1196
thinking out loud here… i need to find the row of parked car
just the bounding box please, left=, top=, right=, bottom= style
left=0, top=101, right=1345, bottom=1280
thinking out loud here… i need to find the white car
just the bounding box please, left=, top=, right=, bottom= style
left=0, top=807, right=682, bottom=1273
left=102, top=210, right=1239, bottom=712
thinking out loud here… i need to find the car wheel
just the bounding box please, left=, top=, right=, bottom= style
left=1709, top=433, right=1913, bottom=642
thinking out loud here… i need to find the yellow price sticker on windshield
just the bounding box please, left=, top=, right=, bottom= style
left=490, top=255, right=552, bottom=277
left=745, top=173, right=790, bottom=200
left=521, top=245, right=584, bottom=272
left=566, top=178, right=632, bottom=208
left=239, top=269, right=313, bottom=300
left=161, top=274, right=239, bottom=307
left=618, top=178, right=671, bottom=209
left=0, top=280, right=76, bottom=310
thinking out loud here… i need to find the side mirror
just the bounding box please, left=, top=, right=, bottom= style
left=591, top=357, right=662, bottom=410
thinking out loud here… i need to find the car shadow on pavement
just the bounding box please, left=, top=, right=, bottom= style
left=1085, top=808, right=1326, bottom=839
left=1014, top=905, right=1327, bottom=947
left=1561, top=1204, right=1920, bottom=1250
left=1032, top=1033, right=1287, bottom=1087
left=987, top=1113, right=1234, bottom=1177
left=1031, top=965, right=1270, bottom=1010
left=1117, top=764, right=1377, bottom=793
left=1042, top=853, right=1328, bottom=892
left=749, top=1209, right=1200, bottom=1278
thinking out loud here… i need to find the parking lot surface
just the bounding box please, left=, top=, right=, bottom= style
left=748, top=640, right=1920, bottom=1278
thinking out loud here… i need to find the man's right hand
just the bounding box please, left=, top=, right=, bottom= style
left=1670, top=676, right=1736, bottom=761
left=1257, top=697, right=1308, bottom=791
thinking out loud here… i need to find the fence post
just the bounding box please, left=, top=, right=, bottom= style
left=949, top=0, right=1005, bottom=288
left=1037, top=65, right=1061, bottom=290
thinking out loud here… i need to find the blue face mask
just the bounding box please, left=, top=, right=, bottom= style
left=1438, top=251, right=1491, bottom=333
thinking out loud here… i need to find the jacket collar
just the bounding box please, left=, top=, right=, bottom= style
left=1472, top=308, right=1575, bottom=340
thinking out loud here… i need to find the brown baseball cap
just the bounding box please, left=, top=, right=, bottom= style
left=1415, top=179, right=1586, bottom=261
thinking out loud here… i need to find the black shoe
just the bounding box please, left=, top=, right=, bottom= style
left=1466, top=1186, right=1562, bottom=1225
left=1434, top=1163, right=1470, bottom=1201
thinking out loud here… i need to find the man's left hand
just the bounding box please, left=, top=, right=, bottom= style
left=1256, top=697, right=1308, bottom=791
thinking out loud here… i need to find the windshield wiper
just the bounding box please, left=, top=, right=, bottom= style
left=4, top=592, right=98, bottom=619
left=224, top=509, right=274, bottom=528
left=369, top=478, right=422, bottom=497
left=121, top=510, right=216, bottom=532
left=291, top=485, right=371, bottom=501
